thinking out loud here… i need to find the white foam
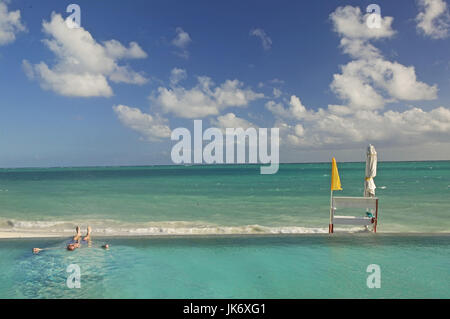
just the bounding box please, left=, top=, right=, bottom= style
left=6, top=220, right=68, bottom=228
left=0, top=218, right=332, bottom=236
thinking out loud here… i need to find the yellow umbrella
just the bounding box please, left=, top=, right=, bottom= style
left=329, top=157, right=342, bottom=233
left=331, top=157, right=342, bottom=191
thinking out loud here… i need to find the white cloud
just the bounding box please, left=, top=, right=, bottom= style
left=209, top=113, right=261, bottom=153
left=0, top=1, right=26, bottom=45
left=249, top=28, right=272, bottom=50
left=23, top=13, right=148, bottom=97
left=172, top=27, right=192, bottom=59
left=172, top=27, right=191, bottom=48
left=113, top=105, right=171, bottom=141
left=331, top=65, right=386, bottom=110
left=269, top=95, right=450, bottom=149
left=21, top=59, right=34, bottom=79
left=211, top=113, right=257, bottom=130
left=103, top=40, right=148, bottom=59
left=273, top=88, right=282, bottom=98
left=264, top=5, right=449, bottom=150
left=28, top=61, right=113, bottom=97
left=151, top=75, right=264, bottom=118
left=108, top=65, right=148, bottom=85
left=416, top=0, right=450, bottom=39
left=169, top=67, right=187, bottom=86
left=338, top=37, right=381, bottom=60
left=266, top=95, right=312, bottom=120
left=330, top=5, right=396, bottom=40
left=331, top=59, right=438, bottom=110
left=328, top=6, right=437, bottom=111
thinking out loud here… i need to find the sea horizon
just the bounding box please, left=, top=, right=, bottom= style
left=1, top=158, right=449, bottom=170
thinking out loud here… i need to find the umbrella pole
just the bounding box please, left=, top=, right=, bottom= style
left=374, top=198, right=378, bottom=233
left=329, top=190, right=334, bottom=233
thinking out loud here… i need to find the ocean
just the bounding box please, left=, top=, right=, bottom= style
left=0, top=161, right=449, bottom=234
left=0, top=161, right=448, bottom=298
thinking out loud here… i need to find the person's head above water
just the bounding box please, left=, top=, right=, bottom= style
left=67, top=242, right=80, bottom=251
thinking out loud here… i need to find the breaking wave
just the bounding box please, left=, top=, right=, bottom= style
left=0, top=218, right=343, bottom=236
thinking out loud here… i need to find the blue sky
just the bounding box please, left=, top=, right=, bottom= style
left=0, top=0, right=449, bottom=167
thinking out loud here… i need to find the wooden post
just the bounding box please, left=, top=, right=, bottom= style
left=374, top=198, right=378, bottom=233
left=329, top=190, right=334, bottom=233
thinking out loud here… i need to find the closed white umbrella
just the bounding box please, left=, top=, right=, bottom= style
left=364, top=144, right=377, bottom=197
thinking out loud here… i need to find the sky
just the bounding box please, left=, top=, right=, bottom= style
left=0, top=0, right=449, bottom=167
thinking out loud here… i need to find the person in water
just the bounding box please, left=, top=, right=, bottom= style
left=67, top=225, right=91, bottom=251
left=32, top=226, right=108, bottom=254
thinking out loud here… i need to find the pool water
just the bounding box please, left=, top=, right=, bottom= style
left=0, top=234, right=448, bottom=298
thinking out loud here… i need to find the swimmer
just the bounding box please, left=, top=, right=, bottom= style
left=67, top=225, right=93, bottom=250
left=67, top=241, right=80, bottom=251
left=32, top=226, right=109, bottom=254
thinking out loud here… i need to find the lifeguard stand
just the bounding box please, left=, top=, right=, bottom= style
left=329, top=196, right=378, bottom=233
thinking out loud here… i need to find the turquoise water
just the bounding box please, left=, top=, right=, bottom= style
left=0, top=162, right=448, bottom=298
left=0, top=235, right=448, bottom=298
left=0, top=161, right=449, bottom=234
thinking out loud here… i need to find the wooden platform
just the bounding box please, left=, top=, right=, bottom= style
left=333, top=215, right=374, bottom=225
left=329, top=197, right=379, bottom=233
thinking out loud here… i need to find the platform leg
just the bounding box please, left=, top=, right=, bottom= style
left=374, top=199, right=378, bottom=233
